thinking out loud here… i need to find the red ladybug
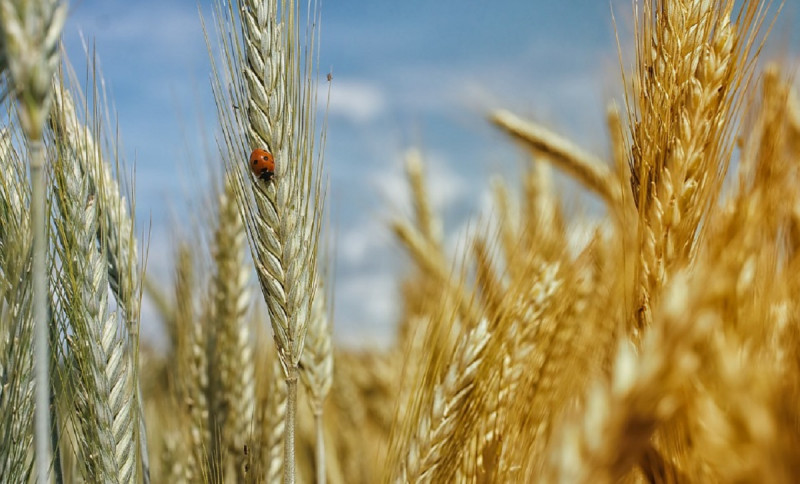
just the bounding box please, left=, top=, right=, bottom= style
left=249, top=148, right=275, bottom=182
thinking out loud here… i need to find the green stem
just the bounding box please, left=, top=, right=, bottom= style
left=30, top=139, right=52, bottom=484
left=283, top=365, right=297, bottom=484
left=314, top=406, right=326, bottom=484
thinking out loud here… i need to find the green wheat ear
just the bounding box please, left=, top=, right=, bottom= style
left=206, top=0, right=327, bottom=482
left=0, top=124, right=36, bottom=483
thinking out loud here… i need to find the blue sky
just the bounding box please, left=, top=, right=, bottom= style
left=61, top=0, right=799, bottom=348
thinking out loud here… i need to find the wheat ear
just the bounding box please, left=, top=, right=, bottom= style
left=396, top=318, right=490, bottom=483
left=51, top=79, right=151, bottom=482
left=171, top=243, right=212, bottom=481
left=404, top=148, right=443, bottom=250
left=629, top=0, right=768, bottom=329
left=0, top=2, right=66, bottom=479
left=299, top=277, right=333, bottom=484
left=207, top=1, right=325, bottom=481
left=0, top=127, right=35, bottom=481
left=551, top=274, right=710, bottom=483
left=491, top=109, right=620, bottom=206
left=51, top=121, right=137, bottom=482
left=209, top=175, right=255, bottom=480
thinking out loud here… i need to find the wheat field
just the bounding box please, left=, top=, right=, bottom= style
left=2, top=0, right=800, bottom=482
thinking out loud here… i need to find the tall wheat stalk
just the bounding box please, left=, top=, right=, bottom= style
left=205, top=0, right=326, bottom=481
left=0, top=1, right=66, bottom=480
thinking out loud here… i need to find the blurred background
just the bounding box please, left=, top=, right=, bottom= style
left=60, top=0, right=800, bottom=348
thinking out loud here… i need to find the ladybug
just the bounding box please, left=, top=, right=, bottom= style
left=249, top=148, right=275, bottom=182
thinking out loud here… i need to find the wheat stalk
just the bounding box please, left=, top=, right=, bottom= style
left=0, top=2, right=66, bottom=480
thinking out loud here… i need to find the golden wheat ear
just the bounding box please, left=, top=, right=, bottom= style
left=627, top=0, right=772, bottom=330
left=491, top=109, right=620, bottom=207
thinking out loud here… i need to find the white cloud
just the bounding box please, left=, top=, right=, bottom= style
left=370, top=149, right=469, bottom=217
left=326, top=79, right=387, bottom=123
left=66, top=3, right=204, bottom=57
left=335, top=273, right=398, bottom=348
left=338, top=218, right=393, bottom=265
